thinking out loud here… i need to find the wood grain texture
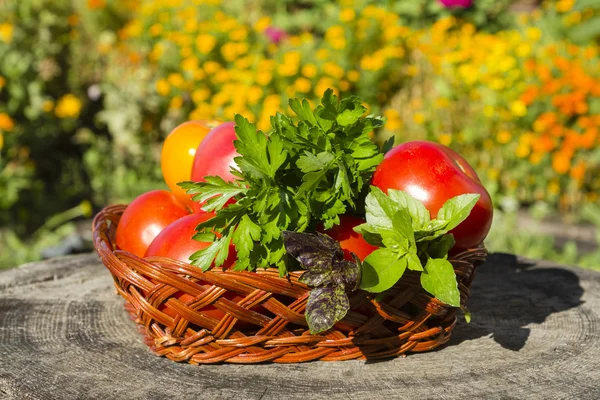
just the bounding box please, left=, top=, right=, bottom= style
left=0, top=252, right=599, bottom=400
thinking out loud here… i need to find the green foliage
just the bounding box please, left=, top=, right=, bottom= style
left=356, top=187, right=479, bottom=306
left=185, top=92, right=385, bottom=273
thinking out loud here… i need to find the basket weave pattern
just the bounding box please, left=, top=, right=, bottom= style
left=93, top=204, right=487, bottom=364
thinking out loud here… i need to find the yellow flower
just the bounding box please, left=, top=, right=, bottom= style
left=434, top=97, right=449, bottom=109
left=316, top=49, right=329, bottom=60
left=42, top=100, right=54, bottom=112
left=347, top=70, right=360, bottom=82
left=340, top=8, right=355, bottom=22
left=314, top=77, right=335, bottom=97
left=525, top=27, right=542, bottom=42
left=196, top=34, right=217, bottom=54
left=181, top=56, right=198, bottom=72
left=247, top=86, right=263, bottom=105
left=0, top=112, right=15, bottom=131
left=256, top=70, right=273, bottom=86
left=413, top=113, right=425, bottom=125
left=556, top=0, right=575, bottom=13
left=323, top=62, right=344, bottom=79
left=383, top=109, right=402, bottom=131
left=360, top=54, right=385, bottom=71
left=487, top=168, right=499, bottom=181
left=169, top=96, right=183, bottom=110
left=123, top=21, right=142, bottom=38
left=509, top=100, right=527, bottom=117
left=167, top=73, right=185, bottom=89
left=221, top=42, right=239, bottom=62
left=155, top=79, right=170, bottom=96
left=229, top=28, right=248, bottom=42
left=54, top=95, right=82, bottom=119
left=483, top=105, right=495, bottom=118
left=438, top=133, right=452, bottom=146
left=149, top=24, right=163, bottom=37
left=278, top=63, right=298, bottom=77
left=301, top=64, right=318, bottom=78
left=339, top=80, right=350, bottom=91
left=0, top=76, right=5, bottom=89
left=547, top=181, right=560, bottom=194
left=203, top=61, right=220, bottom=74
left=294, top=77, right=312, bottom=93
left=496, top=130, right=512, bottom=144
left=189, top=103, right=214, bottom=121
left=0, top=23, right=14, bottom=43
left=192, top=88, right=210, bottom=104
left=254, top=16, right=271, bottom=32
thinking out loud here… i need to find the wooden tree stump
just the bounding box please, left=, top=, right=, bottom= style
left=0, top=252, right=599, bottom=399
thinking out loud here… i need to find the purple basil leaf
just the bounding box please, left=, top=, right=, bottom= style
left=299, top=270, right=333, bottom=287
left=305, top=285, right=350, bottom=334
left=333, top=256, right=361, bottom=291
left=282, top=230, right=344, bottom=272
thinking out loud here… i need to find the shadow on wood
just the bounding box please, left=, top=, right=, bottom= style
left=451, top=252, right=584, bottom=351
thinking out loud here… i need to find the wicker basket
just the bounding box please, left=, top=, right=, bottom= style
left=92, top=204, right=487, bottom=364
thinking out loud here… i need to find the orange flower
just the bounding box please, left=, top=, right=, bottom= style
left=552, top=151, right=571, bottom=174
left=87, top=0, right=106, bottom=10
left=580, top=128, right=598, bottom=149
left=574, top=101, right=588, bottom=115
left=552, top=56, right=569, bottom=71
left=569, top=161, right=586, bottom=181
left=520, top=86, right=538, bottom=105
left=524, top=59, right=536, bottom=72
left=550, top=125, right=564, bottom=138
left=532, top=135, right=556, bottom=152
left=542, top=80, right=561, bottom=95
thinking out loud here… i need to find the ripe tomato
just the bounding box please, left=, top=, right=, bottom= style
left=371, top=140, right=493, bottom=252
left=144, top=211, right=243, bottom=322
left=190, top=121, right=240, bottom=213
left=322, top=215, right=378, bottom=261
left=161, top=120, right=221, bottom=207
left=144, top=212, right=217, bottom=263
left=115, top=190, right=189, bottom=258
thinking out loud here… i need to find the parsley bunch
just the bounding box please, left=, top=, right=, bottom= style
left=181, top=90, right=386, bottom=274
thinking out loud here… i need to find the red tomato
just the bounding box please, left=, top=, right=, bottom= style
left=115, top=190, right=189, bottom=258
left=322, top=215, right=378, bottom=261
left=144, top=212, right=216, bottom=263
left=190, top=121, right=240, bottom=213
left=161, top=120, right=221, bottom=207
left=144, top=212, right=243, bottom=322
left=371, top=140, right=493, bottom=252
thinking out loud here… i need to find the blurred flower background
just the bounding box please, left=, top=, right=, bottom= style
left=1, top=0, right=600, bottom=269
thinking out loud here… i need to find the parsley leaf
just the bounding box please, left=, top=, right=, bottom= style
left=184, top=92, right=386, bottom=275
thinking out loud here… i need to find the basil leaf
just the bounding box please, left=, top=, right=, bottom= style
left=305, top=285, right=350, bottom=334
left=437, top=193, right=480, bottom=231
left=360, top=248, right=408, bottom=293
left=364, top=187, right=395, bottom=230
left=425, top=234, right=456, bottom=259
left=420, top=257, right=460, bottom=307
left=406, top=251, right=423, bottom=271
left=388, top=189, right=431, bottom=230
left=281, top=231, right=343, bottom=273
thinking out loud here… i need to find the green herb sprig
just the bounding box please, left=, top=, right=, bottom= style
left=355, top=186, right=480, bottom=307
left=180, top=90, right=386, bottom=274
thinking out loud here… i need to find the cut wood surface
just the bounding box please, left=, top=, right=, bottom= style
left=0, top=252, right=599, bottom=400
